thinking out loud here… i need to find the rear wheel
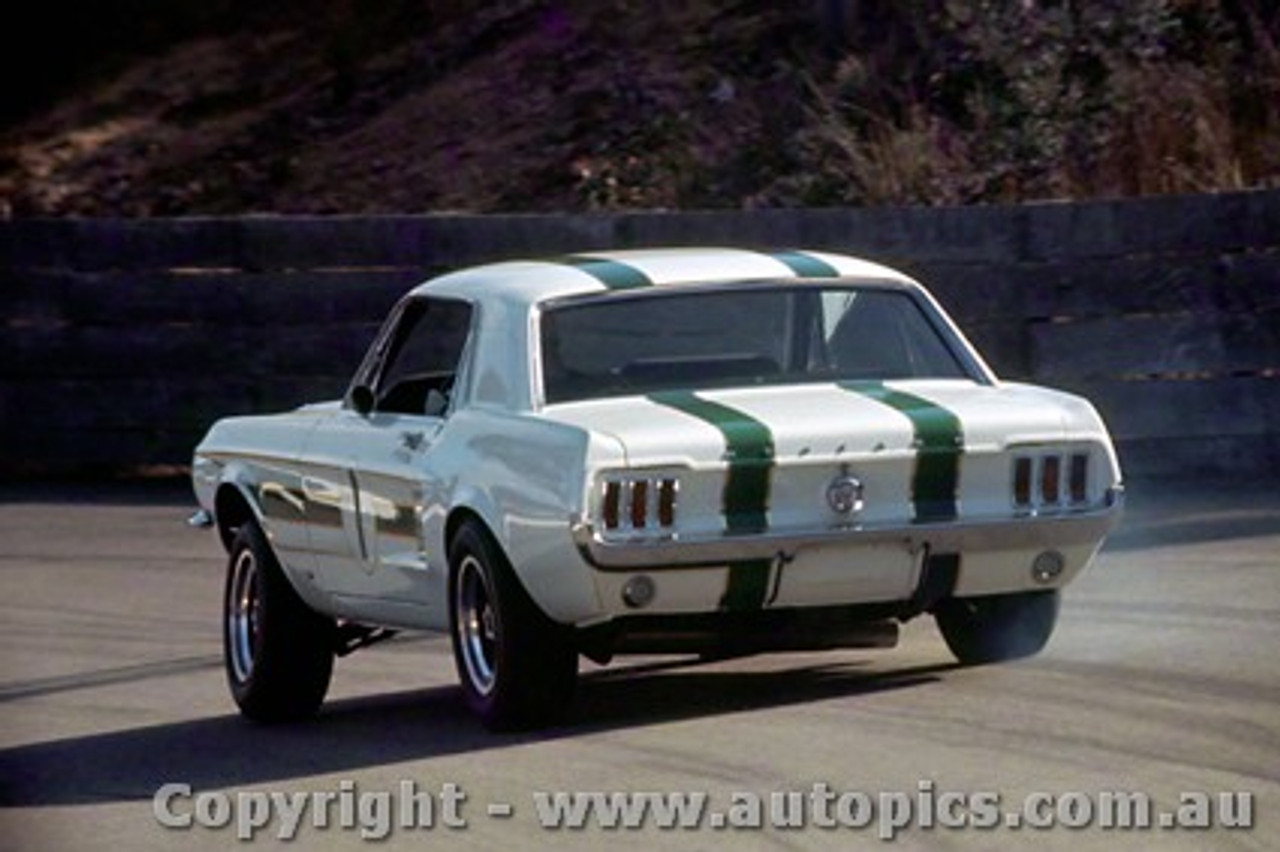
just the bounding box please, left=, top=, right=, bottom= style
left=224, top=522, right=335, bottom=721
left=449, top=520, right=577, bottom=731
left=934, top=590, right=1059, bottom=665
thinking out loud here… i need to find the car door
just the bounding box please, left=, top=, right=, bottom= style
left=302, top=295, right=474, bottom=623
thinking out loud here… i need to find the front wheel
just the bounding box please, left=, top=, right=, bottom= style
left=224, top=523, right=335, bottom=722
left=934, top=590, right=1060, bottom=665
left=449, top=520, right=577, bottom=731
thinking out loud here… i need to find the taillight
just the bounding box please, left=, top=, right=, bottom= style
left=600, top=475, right=678, bottom=535
left=1014, top=457, right=1032, bottom=506
left=657, top=478, right=677, bottom=527
left=1014, top=450, right=1091, bottom=511
left=1041, top=456, right=1060, bottom=504
left=602, top=481, right=621, bottom=530
left=1069, top=453, right=1089, bottom=504
left=629, top=480, right=648, bottom=529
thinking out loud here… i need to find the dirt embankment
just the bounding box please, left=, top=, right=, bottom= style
left=2, top=1, right=1277, bottom=217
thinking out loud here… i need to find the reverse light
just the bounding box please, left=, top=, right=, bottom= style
left=621, top=575, right=656, bottom=609
left=1031, top=550, right=1066, bottom=584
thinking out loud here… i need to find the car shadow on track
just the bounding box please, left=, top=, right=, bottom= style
left=0, top=657, right=956, bottom=807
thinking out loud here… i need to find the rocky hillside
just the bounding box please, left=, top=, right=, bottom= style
left=2, top=1, right=1277, bottom=216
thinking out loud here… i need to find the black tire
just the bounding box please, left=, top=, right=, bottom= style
left=448, top=520, right=578, bottom=731
left=934, top=590, right=1060, bottom=665
left=223, top=522, right=335, bottom=722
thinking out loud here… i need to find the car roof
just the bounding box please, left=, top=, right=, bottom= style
left=409, top=248, right=918, bottom=306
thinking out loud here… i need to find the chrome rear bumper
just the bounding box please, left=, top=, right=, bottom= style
left=573, top=486, right=1124, bottom=571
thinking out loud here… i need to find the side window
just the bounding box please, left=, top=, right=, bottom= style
left=374, top=297, right=473, bottom=416
left=825, top=291, right=967, bottom=379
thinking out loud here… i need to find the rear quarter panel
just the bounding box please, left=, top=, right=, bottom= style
left=431, top=407, right=624, bottom=625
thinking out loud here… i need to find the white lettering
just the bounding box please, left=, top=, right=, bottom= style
left=235, top=791, right=271, bottom=841
left=152, top=783, right=193, bottom=829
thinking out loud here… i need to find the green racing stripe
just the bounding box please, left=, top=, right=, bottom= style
left=716, top=559, right=773, bottom=613
left=840, top=381, right=963, bottom=523
left=769, top=250, right=840, bottom=279
left=561, top=250, right=843, bottom=289
left=648, top=390, right=774, bottom=611
left=559, top=255, right=652, bottom=290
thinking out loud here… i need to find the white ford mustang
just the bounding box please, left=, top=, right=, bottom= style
left=190, top=248, right=1123, bottom=730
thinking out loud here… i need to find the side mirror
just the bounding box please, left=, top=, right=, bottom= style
left=350, top=385, right=376, bottom=417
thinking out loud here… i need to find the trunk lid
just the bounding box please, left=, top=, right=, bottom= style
left=542, top=380, right=1113, bottom=537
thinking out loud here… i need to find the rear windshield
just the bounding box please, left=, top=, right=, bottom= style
left=539, top=284, right=972, bottom=403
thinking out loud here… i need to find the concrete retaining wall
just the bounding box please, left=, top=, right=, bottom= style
left=2, top=190, right=1277, bottom=480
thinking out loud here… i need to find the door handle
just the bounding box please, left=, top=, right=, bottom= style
left=400, top=431, right=427, bottom=452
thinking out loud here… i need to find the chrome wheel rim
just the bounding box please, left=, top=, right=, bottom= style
left=227, top=548, right=261, bottom=683
left=455, top=555, right=498, bottom=696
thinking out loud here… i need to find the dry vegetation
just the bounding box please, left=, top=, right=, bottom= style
left=1, top=0, right=1277, bottom=216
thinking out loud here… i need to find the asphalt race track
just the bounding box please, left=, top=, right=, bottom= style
left=1, top=480, right=1277, bottom=851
